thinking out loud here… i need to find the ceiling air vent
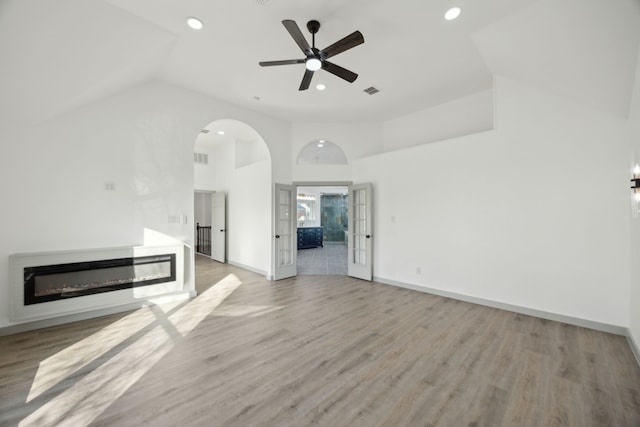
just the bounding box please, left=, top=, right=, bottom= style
left=194, top=152, right=209, bottom=165
left=255, top=0, right=271, bottom=6
left=364, top=86, right=380, bottom=95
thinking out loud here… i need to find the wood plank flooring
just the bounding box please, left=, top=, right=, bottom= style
left=1, top=256, right=639, bottom=426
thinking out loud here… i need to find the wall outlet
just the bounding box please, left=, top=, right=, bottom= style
left=168, top=215, right=180, bottom=224
left=104, top=182, right=115, bottom=191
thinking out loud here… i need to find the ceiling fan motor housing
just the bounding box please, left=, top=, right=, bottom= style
left=306, top=20, right=320, bottom=35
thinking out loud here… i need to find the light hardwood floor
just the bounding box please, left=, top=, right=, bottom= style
left=1, top=256, right=639, bottom=426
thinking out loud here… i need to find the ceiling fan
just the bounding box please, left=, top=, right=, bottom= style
left=259, top=19, right=364, bottom=91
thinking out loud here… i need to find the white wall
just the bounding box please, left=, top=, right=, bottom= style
left=228, top=160, right=271, bottom=273
left=236, top=138, right=269, bottom=169
left=194, top=144, right=218, bottom=192
left=0, top=80, right=289, bottom=327
left=629, top=46, right=640, bottom=353
left=383, top=89, right=494, bottom=152
left=353, top=76, right=630, bottom=327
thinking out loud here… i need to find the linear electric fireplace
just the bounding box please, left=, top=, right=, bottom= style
left=24, top=254, right=176, bottom=305
left=10, top=245, right=186, bottom=323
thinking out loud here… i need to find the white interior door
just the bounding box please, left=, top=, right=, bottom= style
left=348, top=183, right=373, bottom=281
left=211, top=191, right=226, bottom=263
left=273, top=183, right=297, bottom=280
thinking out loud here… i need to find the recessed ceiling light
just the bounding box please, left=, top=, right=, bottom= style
left=316, top=84, right=326, bottom=91
left=217, top=130, right=225, bottom=135
left=317, top=142, right=324, bottom=147
left=444, top=7, right=461, bottom=21
left=186, top=17, right=204, bottom=30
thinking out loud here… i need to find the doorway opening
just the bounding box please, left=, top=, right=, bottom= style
left=296, top=185, right=348, bottom=275
left=194, top=192, right=213, bottom=257
left=194, top=191, right=226, bottom=264
left=193, top=119, right=271, bottom=290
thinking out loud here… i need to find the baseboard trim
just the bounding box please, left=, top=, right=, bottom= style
left=374, top=276, right=627, bottom=336
left=227, top=260, right=268, bottom=278
left=0, top=291, right=193, bottom=337
left=626, top=329, right=640, bottom=367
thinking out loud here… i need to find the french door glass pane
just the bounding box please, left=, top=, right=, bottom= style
left=278, top=188, right=292, bottom=265
left=352, top=249, right=366, bottom=265
left=279, top=240, right=291, bottom=265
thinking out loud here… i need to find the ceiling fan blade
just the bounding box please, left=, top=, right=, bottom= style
left=299, top=69, right=314, bottom=91
left=259, top=59, right=305, bottom=67
left=282, top=20, right=312, bottom=55
left=320, top=31, right=364, bottom=59
left=322, top=61, right=358, bottom=83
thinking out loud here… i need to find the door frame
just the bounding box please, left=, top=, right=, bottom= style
left=290, top=181, right=354, bottom=277
left=271, top=181, right=374, bottom=280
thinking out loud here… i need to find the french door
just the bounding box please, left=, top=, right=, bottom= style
left=271, top=182, right=372, bottom=281
left=348, top=183, right=373, bottom=281
left=272, top=183, right=297, bottom=280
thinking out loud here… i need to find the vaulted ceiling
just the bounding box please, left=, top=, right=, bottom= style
left=1, top=0, right=639, bottom=125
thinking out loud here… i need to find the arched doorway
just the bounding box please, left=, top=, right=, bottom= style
left=192, top=119, right=272, bottom=287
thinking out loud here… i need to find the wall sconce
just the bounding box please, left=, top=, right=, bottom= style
left=632, top=164, right=640, bottom=201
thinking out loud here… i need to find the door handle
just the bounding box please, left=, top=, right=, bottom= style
left=366, top=235, right=371, bottom=238
left=220, top=229, right=224, bottom=232
left=275, top=235, right=280, bottom=238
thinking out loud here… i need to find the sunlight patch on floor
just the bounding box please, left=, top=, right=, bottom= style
left=20, top=274, right=242, bottom=427
left=26, top=308, right=158, bottom=403
left=149, top=298, right=188, bottom=314
left=20, top=325, right=174, bottom=427
left=168, top=273, right=242, bottom=336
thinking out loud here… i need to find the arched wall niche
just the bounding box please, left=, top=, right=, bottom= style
left=296, top=139, right=348, bottom=165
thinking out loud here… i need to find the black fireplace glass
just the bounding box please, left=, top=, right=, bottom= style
left=23, top=254, right=176, bottom=305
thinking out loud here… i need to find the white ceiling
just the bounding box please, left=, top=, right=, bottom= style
left=1, top=0, right=639, bottom=125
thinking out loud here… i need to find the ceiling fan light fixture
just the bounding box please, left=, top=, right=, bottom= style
left=186, top=17, right=204, bottom=30
left=306, top=58, right=322, bottom=71
left=259, top=19, right=364, bottom=90
left=444, top=7, right=462, bottom=21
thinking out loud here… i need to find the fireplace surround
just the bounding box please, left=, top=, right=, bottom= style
left=10, top=245, right=185, bottom=323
